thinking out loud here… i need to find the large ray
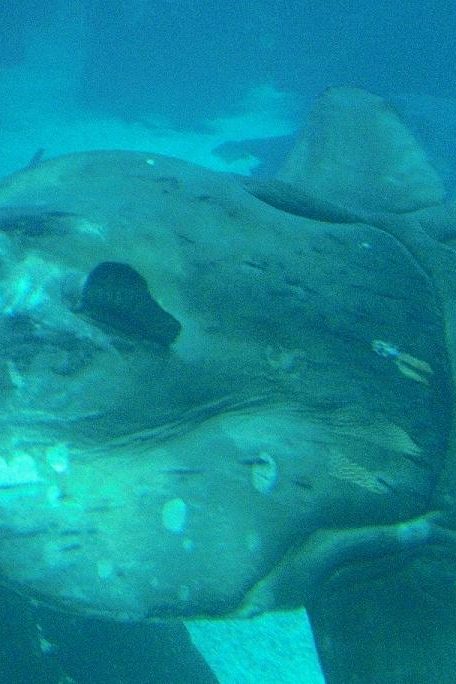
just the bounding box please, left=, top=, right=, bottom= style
left=0, top=88, right=454, bottom=681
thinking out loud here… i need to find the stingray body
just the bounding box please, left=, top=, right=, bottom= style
left=0, top=88, right=455, bottom=681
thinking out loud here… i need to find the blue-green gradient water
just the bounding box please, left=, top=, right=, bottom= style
left=0, top=1, right=455, bottom=682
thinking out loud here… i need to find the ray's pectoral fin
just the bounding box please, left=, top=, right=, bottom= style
left=80, top=261, right=181, bottom=346
left=237, top=514, right=456, bottom=683
left=247, top=86, right=445, bottom=224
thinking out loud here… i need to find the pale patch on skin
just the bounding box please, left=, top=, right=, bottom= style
left=251, top=452, right=278, bottom=494
left=97, top=559, right=114, bottom=580
left=46, top=444, right=70, bottom=474
left=396, top=518, right=432, bottom=546
left=0, top=453, right=42, bottom=487
left=75, top=218, right=105, bottom=239
left=46, top=484, right=62, bottom=507
left=182, top=538, right=194, bottom=552
left=161, top=498, right=188, bottom=534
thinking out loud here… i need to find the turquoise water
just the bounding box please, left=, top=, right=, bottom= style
left=0, top=2, right=455, bottom=682
left=1, top=1, right=455, bottom=182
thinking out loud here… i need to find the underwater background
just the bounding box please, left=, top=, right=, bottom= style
left=0, top=1, right=455, bottom=682
left=1, top=1, right=456, bottom=185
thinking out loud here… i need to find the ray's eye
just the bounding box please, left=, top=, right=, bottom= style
left=80, top=261, right=181, bottom=346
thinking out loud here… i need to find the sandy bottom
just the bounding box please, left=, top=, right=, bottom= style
left=187, top=610, right=324, bottom=683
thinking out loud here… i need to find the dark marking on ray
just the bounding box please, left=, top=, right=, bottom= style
left=0, top=481, right=40, bottom=490
left=241, top=260, right=268, bottom=272
left=176, top=233, right=197, bottom=245
left=61, top=543, right=82, bottom=552
left=162, top=467, right=205, bottom=476
left=52, top=492, right=74, bottom=503
left=154, top=176, right=180, bottom=186
left=401, top=452, right=432, bottom=468
left=60, top=529, right=82, bottom=537
left=59, top=526, right=98, bottom=536
left=80, top=261, right=181, bottom=346
left=238, top=457, right=270, bottom=466
left=0, top=527, right=48, bottom=539
left=292, top=476, right=314, bottom=490
left=85, top=504, right=113, bottom=513
left=25, top=148, right=46, bottom=169
left=0, top=209, right=71, bottom=237
left=148, top=176, right=180, bottom=194
left=283, top=275, right=304, bottom=287
left=269, top=287, right=308, bottom=300
left=374, top=476, right=396, bottom=493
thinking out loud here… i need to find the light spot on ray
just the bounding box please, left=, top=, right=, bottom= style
left=46, top=485, right=62, bottom=507
left=251, top=452, right=277, bottom=494
left=97, top=559, right=114, bottom=580
left=46, top=444, right=70, bottom=473
left=182, top=537, right=194, bottom=552
left=161, top=498, right=187, bottom=534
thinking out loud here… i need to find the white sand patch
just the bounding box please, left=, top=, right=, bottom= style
left=187, top=609, right=324, bottom=684
left=0, top=70, right=296, bottom=179
left=209, top=84, right=297, bottom=140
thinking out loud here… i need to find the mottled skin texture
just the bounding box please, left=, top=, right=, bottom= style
left=0, top=149, right=455, bottom=681
left=247, top=177, right=456, bottom=682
